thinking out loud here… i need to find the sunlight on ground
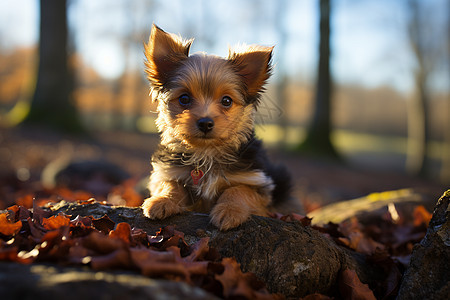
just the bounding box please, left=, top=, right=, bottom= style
left=256, top=124, right=446, bottom=161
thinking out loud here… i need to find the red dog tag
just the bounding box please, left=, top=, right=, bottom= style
left=191, top=169, right=204, bottom=185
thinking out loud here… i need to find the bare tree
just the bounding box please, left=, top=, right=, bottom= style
left=405, top=0, right=432, bottom=177
left=297, top=0, right=339, bottom=158
left=24, top=0, right=83, bottom=133
left=275, top=0, right=289, bottom=148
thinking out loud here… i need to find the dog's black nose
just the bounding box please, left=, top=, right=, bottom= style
left=197, top=117, right=214, bottom=133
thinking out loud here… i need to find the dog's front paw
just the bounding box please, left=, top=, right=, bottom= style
left=142, top=195, right=185, bottom=219
left=210, top=202, right=250, bottom=231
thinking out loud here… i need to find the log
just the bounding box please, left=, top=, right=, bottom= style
left=49, top=201, right=382, bottom=298
left=307, top=189, right=423, bottom=225
left=397, top=190, right=450, bottom=300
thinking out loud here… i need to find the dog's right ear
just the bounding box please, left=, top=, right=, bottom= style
left=144, top=25, right=192, bottom=88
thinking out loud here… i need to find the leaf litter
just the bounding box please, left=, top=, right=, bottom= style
left=0, top=200, right=281, bottom=299
left=0, top=188, right=434, bottom=299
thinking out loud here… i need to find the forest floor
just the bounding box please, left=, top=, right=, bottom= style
left=0, top=125, right=448, bottom=299
left=0, top=125, right=445, bottom=212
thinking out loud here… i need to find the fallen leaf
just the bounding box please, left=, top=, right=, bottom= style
left=413, top=205, right=432, bottom=227
left=130, top=247, right=191, bottom=279
left=31, top=201, right=52, bottom=226
left=6, top=205, right=31, bottom=223
left=185, top=237, right=210, bottom=262
left=338, top=218, right=384, bottom=255
left=0, top=213, right=22, bottom=236
left=92, top=215, right=115, bottom=234
left=90, top=248, right=132, bottom=270
left=82, top=231, right=124, bottom=254
left=215, top=257, right=251, bottom=299
left=109, top=222, right=132, bottom=244
left=131, top=228, right=149, bottom=246
left=42, top=214, right=71, bottom=230
left=70, top=215, right=93, bottom=228
left=271, top=212, right=312, bottom=226
left=282, top=213, right=312, bottom=226
left=368, top=250, right=402, bottom=298
left=339, top=268, right=376, bottom=300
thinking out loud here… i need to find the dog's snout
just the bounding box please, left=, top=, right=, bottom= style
left=197, top=117, right=214, bottom=133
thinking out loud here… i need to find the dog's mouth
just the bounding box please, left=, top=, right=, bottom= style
left=181, top=133, right=223, bottom=148
left=198, top=133, right=214, bottom=139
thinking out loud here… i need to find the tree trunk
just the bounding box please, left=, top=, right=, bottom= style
left=24, top=0, right=84, bottom=133
left=297, top=0, right=339, bottom=158
left=406, top=0, right=431, bottom=177
left=406, top=75, right=430, bottom=177
left=440, top=100, right=450, bottom=184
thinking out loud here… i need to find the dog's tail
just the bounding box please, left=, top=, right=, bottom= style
left=267, top=163, right=304, bottom=214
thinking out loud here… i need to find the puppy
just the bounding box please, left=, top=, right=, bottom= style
left=142, top=25, right=292, bottom=230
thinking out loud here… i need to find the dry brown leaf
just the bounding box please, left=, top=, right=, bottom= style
left=185, top=237, right=210, bottom=262
left=82, top=231, right=124, bottom=254
left=0, top=213, right=22, bottom=236
left=109, top=222, right=132, bottom=244
left=90, top=248, right=132, bottom=270
left=8, top=205, right=31, bottom=222
left=339, top=268, right=376, bottom=300
left=42, top=214, right=71, bottom=230
left=413, top=205, right=432, bottom=227
left=92, top=214, right=115, bottom=234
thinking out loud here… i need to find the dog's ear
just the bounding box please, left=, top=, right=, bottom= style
left=228, top=45, right=273, bottom=97
left=144, top=25, right=192, bottom=87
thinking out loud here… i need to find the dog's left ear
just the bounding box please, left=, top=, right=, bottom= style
left=228, top=45, right=273, bottom=97
left=144, top=25, right=193, bottom=88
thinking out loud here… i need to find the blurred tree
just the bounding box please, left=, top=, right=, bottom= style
left=297, top=0, right=339, bottom=158
left=275, top=0, right=289, bottom=148
left=442, top=100, right=450, bottom=184
left=405, top=0, right=432, bottom=177
left=24, top=0, right=84, bottom=133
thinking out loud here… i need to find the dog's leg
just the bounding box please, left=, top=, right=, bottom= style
left=210, top=185, right=270, bottom=230
left=142, top=181, right=189, bottom=219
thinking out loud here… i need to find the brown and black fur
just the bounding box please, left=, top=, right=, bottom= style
left=142, top=25, right=292, bottom=230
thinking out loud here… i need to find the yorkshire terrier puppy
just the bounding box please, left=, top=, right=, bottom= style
left=142, top=25, right=291, bottom=230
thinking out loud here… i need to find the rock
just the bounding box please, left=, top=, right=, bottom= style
left=41, top=159, right=130, bottom=196
left=50, top=201, right=382, bottom=298
left=0, top=262, right=218, bottom=300
left=397, top=190, right=450, bottom=300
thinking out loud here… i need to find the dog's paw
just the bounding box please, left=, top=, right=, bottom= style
left=142, top=195, right=185, bottom=219
left=210, top=201, right=250, bottom=231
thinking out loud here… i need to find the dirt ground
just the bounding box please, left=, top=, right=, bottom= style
left=0, top=125, right=445, bottom=211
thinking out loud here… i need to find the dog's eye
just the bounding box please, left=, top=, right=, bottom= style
left=221, top=96, right=233, bottom=107
left=178, top=94, right=192, bottom=107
